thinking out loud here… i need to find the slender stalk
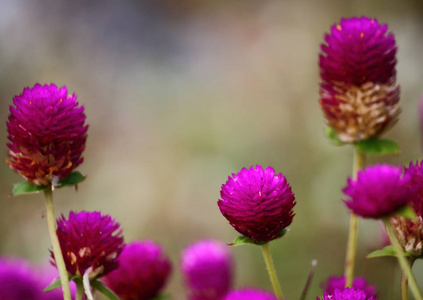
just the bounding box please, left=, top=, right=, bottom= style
left=76, top=280, right=84, bottom=300
left=44, top=188, right=71, bottom=300
left=384, top=219, right=422, bottom=300
left=300, top=260, right=318, bottom=300
left=344, top=147, right=366, bottom=287
left=261, top=243, right=284, bottom=300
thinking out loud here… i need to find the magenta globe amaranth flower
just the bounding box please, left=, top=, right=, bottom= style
left=319, top=17, right=399, bottom=142
left=321, top=276, right=377, bottom=298
left=181, top=239, right=233, bottom=300
left=0, top=257, right=40, bottom=300
left=102, top=240, right=172, bottom=300
left=6, top=83, right=88, bottom=186
left=224, top=288, right=277, bottom=300
left=54, top=211, right=124, bottom=279
left=318, top=288, right=377, bottom=300
left=343, top=164, right=413, bottom=219
left=218, top=165, right=295, bottom=242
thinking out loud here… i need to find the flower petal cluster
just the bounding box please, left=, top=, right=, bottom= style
left=318, top=288, right=377, bottom=300
left=181, top=239, right=233, bottom=300
left=218, top=165, right=296, bottom=242
left=343, top=164, right=413, bottom=219
left=0, top=257, right=40, bottom=300
left=102, top=240, right=172, bottom=300
left=321, top=276, right=377, bottom=298
left=54, top=211, right=124, bottom=279
left=390, top=161, right=423, bottom=256
left=6, top=83, right=88, bottom=186
left=224, top=288, right=277, bottom=300
left=319, top=17, right=399, bottom=142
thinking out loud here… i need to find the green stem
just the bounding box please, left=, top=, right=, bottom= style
left=44, top=188, right=71, bottom=300
left=344, top=147, right=366, bottom=287
left=261, top=243, right=284, bottom=300
left=401, top=258, right=415, bottom=300
left=384, top=219, right=422, bottom=300
left=76, top=280, right=84, bottom=300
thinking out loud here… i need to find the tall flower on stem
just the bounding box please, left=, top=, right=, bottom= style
left=102, top=240, right=172, bottom=300
left=181, top=239, right=233, bottom=300
left=319, top=16, right=399, bottom=288
left=6, top=83, right=88, bottom=300
left=343, top=164, right=423, bottom=300
left=54, top=211, right=124, bottom=300
left=218, top=165, right=296, bottom=300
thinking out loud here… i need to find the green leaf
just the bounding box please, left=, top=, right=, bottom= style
left=367, top=245, right=410, bottom=258
left=395, top=205, right=418, bottom=220
left=150, top=295, right=170, bottom=300
left=229, top=229, right=287, bottom=246
left=43, top=278, right=61, bottom=292
left=58, top=171, right=85, bottom=188
left=91, top=280, right=120, bottom=300
left=325, top=127, right=346, bottom=146
left=354, top=138, right=400, bottom=156
left=12, top=182, right=47, bottom=196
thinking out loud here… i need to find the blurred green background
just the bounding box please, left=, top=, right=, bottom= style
left=0, top=0, right=422, bottom=299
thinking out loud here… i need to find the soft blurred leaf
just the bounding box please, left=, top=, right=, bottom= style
left=58, top=171, right=85, bottom=188
left=43, top=278, right=61, bottom=292
left=91, top=280, right=119, bottom=300
left=325, top=127, right=346, bottom=146
left=12, top=182, right=47, bottom=196
left=367, top=245, right=410, bottom=258
left=395, top=205, right=418, bottom=220
left=354, top=139, right=399, bottom=156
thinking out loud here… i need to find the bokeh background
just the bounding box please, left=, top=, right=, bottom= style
left=0, top=0, right=422, bottom=299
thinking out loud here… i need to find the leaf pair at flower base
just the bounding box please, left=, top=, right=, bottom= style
left=44, top=276, right=119, bottom=300
left=325, top=127, right=400, bottom=156
left=12, top=171, right=85, bottom=196
left=229, top=229, right=288, bottom=246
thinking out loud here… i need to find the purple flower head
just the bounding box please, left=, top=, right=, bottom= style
left=224, top=288, right=278, bottom=300
left=319, top=17, right=399, bottom=143
left=318, top=288, right=377, bottom=300
left=343, top=164, right=413, bottom=219
left=218, top=165, right=296, bottom=242
left=321, top=276, right=377, bottom=298
left=0, top=257, right=40, bottom=300
left=54, top=211, right=124, bottom=279
left=6, top=83, right=88, bottom=186
left=181, top=239, right=234, bottom=300
left=102, top=240, right=172, bottom=300
left=404, top=161, right=423, bottom=216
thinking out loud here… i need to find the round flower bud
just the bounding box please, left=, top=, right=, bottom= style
left=224, top=288, right=277, bottom=300
left=54, top=211, right=124, bottom=279
left=218, top=165, right=296, bottom=242
left=6, top=83, right=88, bottom=186
left=319, top=17, right=399, bottom=143
left=102, top=240, right=172, bottom=300
left=181, top=239, right=233, bottom=300
left=343, top=164, right=413, bottom=219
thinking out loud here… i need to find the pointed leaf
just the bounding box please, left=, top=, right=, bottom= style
left=43, top=278, right=61, bottom=292
left=354, top=139, right=399, bottom=156
left=395, top=205, right=418, bottom=220
left=58, top=171, right=85, bottom=188
left=12, top=182, right=47, bottom=196
left=325, top=127, right=346, bottom=146
left=367, top=245, right=411, bottom=258
left=91, top=280, right=120, bottom=300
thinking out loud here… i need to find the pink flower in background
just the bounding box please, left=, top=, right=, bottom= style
left=343, top=164, right=413, bottom=218
left=318, top=287, right=377, bottom=300
left=224, top=288, right=277, bottom=300
left=319, top=17, right=399, bottom=142
left=218, top=165, right=296, bottom=242
left=181, top=239, right=233, bottom=300
left=103, top=240, right=172, bottom=300
left=54, top=211, right=124, bottom=279
left=321, top=275, right=377, bottom=298
left=6, top=83, right=88, bottom=186
left=0, top=257, right=40, bottom=300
